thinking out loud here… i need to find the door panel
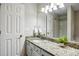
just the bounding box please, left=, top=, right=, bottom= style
left=16, top=16, right=20, bottom=33
left=0, top=4, right=24, bottom=56
left=16, top=38, right=20, bottom=55
left=5, top=39, right=12, bottom=56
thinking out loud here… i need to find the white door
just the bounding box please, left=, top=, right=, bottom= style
left=0, top=4, right=24, bottom=56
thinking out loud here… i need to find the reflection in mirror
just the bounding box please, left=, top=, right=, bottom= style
left=37, top=3, right=67, bottom=38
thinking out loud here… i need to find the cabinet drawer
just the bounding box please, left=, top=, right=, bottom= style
left=32, top=50, right=40, bottom=56
left=30, top=43, right=35, bottom=50
left=34, top=46, right=41, bottom=54
left=40, top=50, right=52, bottom=56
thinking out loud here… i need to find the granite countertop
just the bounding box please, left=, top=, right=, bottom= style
left=26, top=37, right=79, bottom=56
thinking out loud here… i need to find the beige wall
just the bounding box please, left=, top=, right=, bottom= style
left=24, top=3, right=37, bottom=36
left=74, top=11, right=79, bottom=41
left=24, top=3, right=54, bottom=37
left=37, top=4, right=54, bottom=37
left=67, top=6, right=75, bottom=41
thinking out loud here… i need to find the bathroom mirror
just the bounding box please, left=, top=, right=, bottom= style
left=37, top=3, right=67, bottom=38
left=37, top=3, right=79, bottom=42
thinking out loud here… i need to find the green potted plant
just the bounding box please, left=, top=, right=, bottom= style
left=55, top=36, right=68, bottom=47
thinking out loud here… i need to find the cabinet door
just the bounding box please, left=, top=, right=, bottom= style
left=32, top=50, right=40, bottom=56
left=34, top=45, right=41, bottom=55
left=30, top=42, right=35, bottom=50
left=26, top=45, right=32, bottom=56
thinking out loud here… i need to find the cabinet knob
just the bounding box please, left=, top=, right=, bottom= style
left=20, top=35, right=22, bottom=37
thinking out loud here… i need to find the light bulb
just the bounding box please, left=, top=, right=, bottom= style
left=50, top=3, right=54, bottom=8
left=53, top=6, right=57, bottom=10
left=45, top=5, right=49, bottom=10
left=59, top=3, right=64, bottom=8
left=56, top=3, right=60, bottom=5
left=49, top=8, right=52, bottom=12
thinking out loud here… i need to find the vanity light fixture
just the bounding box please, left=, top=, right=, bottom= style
left=41, top=3, right=65, bottom=13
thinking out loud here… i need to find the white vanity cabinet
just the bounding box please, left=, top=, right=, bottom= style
left=26, top=40, right=53, bottom=56
left=31, top=50, right=40, bottom=56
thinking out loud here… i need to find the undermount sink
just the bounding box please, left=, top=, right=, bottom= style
left=32, top=40, right=43, bottom=43
left=32, top=39, right=49, bottom=43
left=33, top=40, right=41, bottom=43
